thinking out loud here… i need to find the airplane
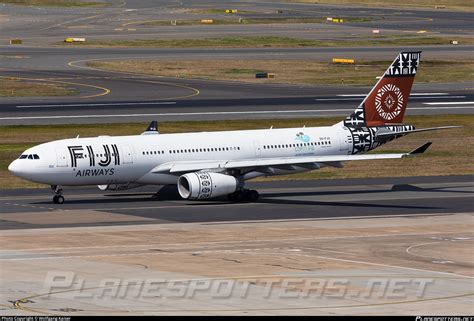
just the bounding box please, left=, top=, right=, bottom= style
left=8, top=51, right=458, bottom=204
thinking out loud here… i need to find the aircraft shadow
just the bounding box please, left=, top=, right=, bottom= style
left=262, top=184, right=473, bottom=198
left=253, top=198, right=438, bottom=210
left=30, top=184, right=453, bottom=210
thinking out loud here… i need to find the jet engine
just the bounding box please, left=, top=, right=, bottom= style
left=97, top=183, right=143, bottom=191
left=178, top=172, right=238, bottom=200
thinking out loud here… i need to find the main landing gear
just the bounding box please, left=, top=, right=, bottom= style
left=51, top=185, right=64, bottom=204
left=227, top=189, right=259, bottom=202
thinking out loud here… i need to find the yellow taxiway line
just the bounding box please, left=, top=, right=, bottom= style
left=0, top=75, right=110, bottom=99
left=68, top=57, right=200, bottom=100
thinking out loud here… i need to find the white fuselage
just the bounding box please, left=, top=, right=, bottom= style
left=8, top=125, right=353, bottom=186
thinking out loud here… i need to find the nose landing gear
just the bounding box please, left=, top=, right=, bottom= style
left=51, top=185, right=64, bottom=204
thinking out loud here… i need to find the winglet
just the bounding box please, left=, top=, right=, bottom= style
left=142, top=120, right=159, bottom=135
left=408, top=142, right=432, bottom=155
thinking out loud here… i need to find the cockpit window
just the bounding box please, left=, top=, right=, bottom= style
left=19, top=154, right=40, bottom=160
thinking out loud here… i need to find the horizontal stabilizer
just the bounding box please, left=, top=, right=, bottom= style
left=376, top=126, right=461, bottom=139
left=408, top=142, right=432, bottom=155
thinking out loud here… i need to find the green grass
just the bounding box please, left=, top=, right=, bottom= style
left=62, top=35, right=474, bottom=48
left=286, top=0, right=474, bottom=11
left=88, top=59, right=474, bottom=87
left=188, top=8, right=258, bottom=15
left=1, top=115, right=472, bottom=188
left=0, top=79, right=76, bottom=97
left=224, top=68, right=265, bottom=74
left=143, top=17, right=375, bottom=27
left=0, top=0, right=106, bottom=7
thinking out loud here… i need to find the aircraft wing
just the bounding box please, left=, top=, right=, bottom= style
left=152, top=142, right=432, bottom=174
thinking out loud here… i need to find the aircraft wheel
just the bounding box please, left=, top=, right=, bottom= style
left=234, top=191, right=245, bottom=202
left=228, top=190, right=258, bottom=202
left=53, top=195, right=64, bottom=204
left=228, top=191, right=244, bottom=202
left=247, top=190, right=259, bottom=202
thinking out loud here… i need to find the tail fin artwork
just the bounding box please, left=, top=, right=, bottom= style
left=344, top=51, right=421, bottom=127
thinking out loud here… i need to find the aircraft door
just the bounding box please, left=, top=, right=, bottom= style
left=338, top=127, right=352, bottom=153
left=56, top=149, right=68, bottom=167
left=253, top=140, right=261, bottom=157
left=121, top=145, right=133, bottom=164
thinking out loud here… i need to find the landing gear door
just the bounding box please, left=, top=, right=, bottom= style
left=121, top=145, right=133, bottom=164
left=56, top=149, right=68, bottom=167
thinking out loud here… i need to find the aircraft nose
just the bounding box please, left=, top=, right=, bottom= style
left=8, top=159, right=22, bottom=176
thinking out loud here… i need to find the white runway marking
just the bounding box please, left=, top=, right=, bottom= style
left=405, top=238, right=472, bottom=264
left=16, top=102, right=177, bottom=108
left=1, top=107, right=473, bottom=121
left=2, top=109, right=353, bottom=120
left=316, top=96, right=465, bottom=101
left=406, top=241, right=446, bottom=260
left=13, top=95, right=464, bottom=108
left=424, top=101, right=474, bottom=105
left=338, top=93, right=449, bottom=97
left=1, top=230, right=471, bottom=257
left=287, top=253, right=474, bottom=279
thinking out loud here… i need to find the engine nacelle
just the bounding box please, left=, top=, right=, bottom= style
left=178, top=172, right=238, bottom=200
left=97, top=183, right=143, bottom=191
